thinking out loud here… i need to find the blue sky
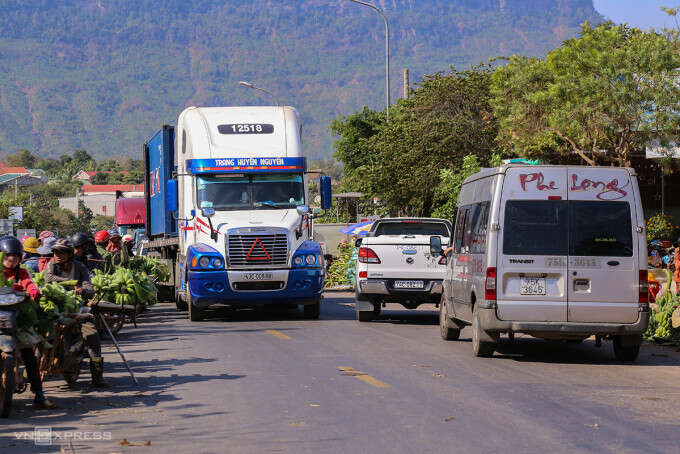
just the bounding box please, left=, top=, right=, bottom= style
left=594, top=0, right=678, bottom=30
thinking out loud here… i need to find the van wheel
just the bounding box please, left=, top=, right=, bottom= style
left=472, top=305, right=495, bottom=357
left=439, top=298, right=460, bottom=341
left=187, top=292, right=204, bottom=322
left=613, top=335, right=641, bottom=362
left=175, top=289, right=188, bottom=311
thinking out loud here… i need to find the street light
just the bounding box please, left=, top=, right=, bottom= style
left=238, top=81, right=281, bottom=106
left=348, top=0, right=390, bottom=120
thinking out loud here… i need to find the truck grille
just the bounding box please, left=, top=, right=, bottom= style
left=228, top=234, right=288, bottom=266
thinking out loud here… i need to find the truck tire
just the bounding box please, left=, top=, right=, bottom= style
left=303, top=297, right=321, bottom=320
left=0, top=352, right=14, bottom=418
left=187, top=291, right=204, bottom=322
left=439, top=297, right=460, bottom=341
left=471, top=305, right=495, bottom=357
left=357, top=311, right=375, bottom=322
left=613, top=335, right=641, bottom=362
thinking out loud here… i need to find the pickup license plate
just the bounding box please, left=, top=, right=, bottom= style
left=520, top=277, right=546, bottom=295
left=243, top=272, right=273, bottom=281
left=394, top=280, right=424, bottom=289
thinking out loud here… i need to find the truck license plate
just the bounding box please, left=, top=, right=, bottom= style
left=394, top=280, right=424, bottom=289
left=520, top=277, right=546, bottom=295
left=244, top=272, right=273, bottom=281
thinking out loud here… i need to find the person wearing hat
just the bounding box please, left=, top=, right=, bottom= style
left=0, top=236, right=57, bottom=409
left=37, top=236, right=57, bottom=272
left=106, top=229, right=122, bottom=253
left=106, top=229, right=129, bottom=267
left=22, top=236, right=41, bottom=273
left=85, top=235, right=103, bottom=270
left=44, top=239, right=110, bottom=388
left=37, top=230, right=55, bottom=245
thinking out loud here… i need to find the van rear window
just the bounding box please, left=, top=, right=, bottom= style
left=569, top=201, right=632, bottom=257
left=503, top=201, right=568, bottom=255
left=374, top=222, right=450, bottom=237
left=503, top=200, right=633, bottom=257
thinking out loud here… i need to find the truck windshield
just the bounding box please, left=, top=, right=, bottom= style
left=373, top=222, right=450, bottom=237
left=197, top=173, right=305, bottom=210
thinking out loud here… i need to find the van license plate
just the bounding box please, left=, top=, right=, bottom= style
left=394, top=280, right=424, bottom=289
left=520, top=278, right=546, bottom=295
left=244, top=273, right=273, bottom=281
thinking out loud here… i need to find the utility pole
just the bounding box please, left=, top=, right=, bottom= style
left=75, top=188, right=80, bottom=218
left=349, top=0, right=390, bottom=120
left=403, top=69, right=409, bottom=99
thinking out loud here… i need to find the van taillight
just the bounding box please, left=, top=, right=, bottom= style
left=358, top=247, right=381, bottom=264
left=639, top=270, right=649, bottom=304
left=485, top=267, right=497, bottom=301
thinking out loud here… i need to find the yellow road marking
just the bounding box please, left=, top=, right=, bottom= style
left=266, top=329, right=292, bottom=340
left=337, top=366, right=391, bottom=389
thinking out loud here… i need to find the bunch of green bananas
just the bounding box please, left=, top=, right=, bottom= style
left=39, top=282, right=83, bottom=314
left=128, top=256, right=170, bottom=282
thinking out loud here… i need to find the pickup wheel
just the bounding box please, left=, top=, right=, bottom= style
left=303, top=297, right=321, bottom=320
left=613, top=335, right=641, bottom=362
left=187, top=291, right=204, bottom=322
left=439, top=298, right=460, bottom=341
left=175, top=289, right=188, bottom=312
left=471, top=305, right=495, bottom=357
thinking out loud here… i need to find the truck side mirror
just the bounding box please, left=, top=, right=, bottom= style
left=430, top=236, right=443, bottom=256
left=296, top=205, right=310, bottom=217
left=167, top=179, right=178, bottom=213
left=202, top=207, right=215, bottom=218
left=320, top=176, right=332, bottom=210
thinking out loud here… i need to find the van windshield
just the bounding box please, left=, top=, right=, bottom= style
left=197, top=173, right=305, bottom=210
left=373, top=222, right=450, bottom=237
left=503, top=200, right=633, bottom=257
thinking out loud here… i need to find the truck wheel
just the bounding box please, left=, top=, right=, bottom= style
left=357, top=311, right=375, bottom=322
left=613, top=335, right=641, bottom=362
left=0, top=352, right=14, bottom=418
left=187, top=291, right=204, bottom=322
left=472, top=305, right=495, bottom=357
left=303, top=297, right=321, bottom=320
left=439, top=298, right=460, bottom=341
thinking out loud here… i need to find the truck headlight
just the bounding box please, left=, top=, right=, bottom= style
left=305, top=254, right=317, bottom=265
left=294, top=256, right=304, bottom=266
left=199, top=257, right=210, bottom=268
left=212, top=258, right=223, bottom=268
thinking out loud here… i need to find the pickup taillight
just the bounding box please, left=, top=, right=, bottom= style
left=485, top=267, right=497, bottom=301
left=358, top=247, right=381, bottom=264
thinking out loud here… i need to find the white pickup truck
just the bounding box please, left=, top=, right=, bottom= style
left=354, top=218, right=452, bottom=321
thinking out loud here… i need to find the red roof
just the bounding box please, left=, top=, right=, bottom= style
left=115, top=197, right=146, bottom=226
left=80, top=184, right=144, bottom=193
left=0, top=167, right=28, bottom=175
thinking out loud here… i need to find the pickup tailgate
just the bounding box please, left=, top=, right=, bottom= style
left=363, top=236, right=448, bottom=280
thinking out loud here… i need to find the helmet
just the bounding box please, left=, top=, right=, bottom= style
left=94, top=230, right=110, bottom=243
left=23, top=237, right=39, bottom=254
left=109, top=229, right=122, bottom=239
left=0, top=236, right=24, bottom=255
left=52, top=239, right=74, bottom=254
left=71, top=232, right=89, bottom=247
left=122, top=234, right=133, bottom=243
left=38, top=230, right=55, bottom=241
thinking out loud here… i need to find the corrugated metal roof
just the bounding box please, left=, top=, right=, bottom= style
left=81, top=184, right=144, bottom=193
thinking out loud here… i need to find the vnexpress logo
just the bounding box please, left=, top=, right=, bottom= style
left=34, top=427, right=52, bottom=446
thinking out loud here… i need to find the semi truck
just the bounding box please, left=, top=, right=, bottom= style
left=143, top=106, right=332, bottom=321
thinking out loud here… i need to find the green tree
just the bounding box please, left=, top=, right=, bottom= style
left=491, top=22, right=680, bottom=166
left=4, top=149, right=38, bottom=168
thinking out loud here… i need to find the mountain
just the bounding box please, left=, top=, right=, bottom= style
left=0, top=0, right=603, bottom=160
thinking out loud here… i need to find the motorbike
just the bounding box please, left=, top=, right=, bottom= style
left=0, top=287, right=29, bottom=418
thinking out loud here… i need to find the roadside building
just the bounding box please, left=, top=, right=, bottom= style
left=59, top=184, right=144, bottom=217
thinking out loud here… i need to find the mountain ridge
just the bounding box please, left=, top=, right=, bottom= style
left=0, top=0, right=603, bottom=160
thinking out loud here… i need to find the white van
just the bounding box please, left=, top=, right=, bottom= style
left=434, top=165, right=650, bottom=360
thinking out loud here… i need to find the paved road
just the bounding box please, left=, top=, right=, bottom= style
left=2, top=292, right=680, bottom=453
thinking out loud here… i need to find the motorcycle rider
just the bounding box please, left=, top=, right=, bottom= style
left=44, top=239, right=110, bottom=388
left=94, top=230, right=110, bottom=256
left=85, top=235, right=103, bottom=270
left=106, top=229, right=128, bottom=267
left=36, top=237, right=57, bottom=272
left=22, top=237, right=40, bottom=273
left=71, top=232, right=100, bottom=272
left=0, top=236, right=57, bottom=409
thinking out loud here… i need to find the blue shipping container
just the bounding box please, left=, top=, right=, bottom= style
left=144, top=125, right=177, bottom=237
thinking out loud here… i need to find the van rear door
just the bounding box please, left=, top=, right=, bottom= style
left=566, top=168, right=638, bottom=323
left=497, top=167, right=569, bottom=322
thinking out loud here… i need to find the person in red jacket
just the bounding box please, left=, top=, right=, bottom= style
left=1, top=236, right=56, bottom=409
left=37, top=237, right=57, bottom=272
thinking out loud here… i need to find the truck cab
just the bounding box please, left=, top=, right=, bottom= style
left=144, top=106, right=331, bottom=321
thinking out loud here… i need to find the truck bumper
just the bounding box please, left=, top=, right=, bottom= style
left=477, top=304, right=650, bottom=336
left=188, top=269, right=324, bottom=308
